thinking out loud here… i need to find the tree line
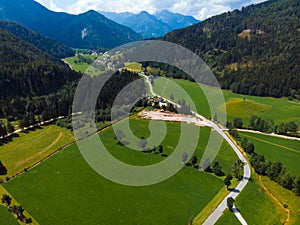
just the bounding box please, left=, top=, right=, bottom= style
left=239, top=135, right=300, bottom=195
left=226, top=116, right=299, bottom=137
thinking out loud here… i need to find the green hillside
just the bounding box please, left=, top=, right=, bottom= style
left=0, top=20, right=74, bottom=58
left=163, top=0, right=300, bottom=98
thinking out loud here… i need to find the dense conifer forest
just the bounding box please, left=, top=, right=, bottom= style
left=163, top=0, right=300, bottom=98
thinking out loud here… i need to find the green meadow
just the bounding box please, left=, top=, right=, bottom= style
left=153, top=77, right=300, bottom=125
left=239, top=132, right=300, bottom=175
left=215, top=209, right=241, bottom=225
left=3, top=118, right=238, bottom=225
left=0, top=125, right=74, bottom=178
left=235, top=173, right=283, bottom=225
left=0, top=205, right=18, bottom=225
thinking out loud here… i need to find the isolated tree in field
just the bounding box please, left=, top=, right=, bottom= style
left=158, top=145, right=164, bottom=155
left=202, top=158, right=211, bottom=171
left=137, top=138, right=147, bottom=150
left=212, top=161, right=224, bottom=176
left=182, top=152, right=188, bottom=165
left=191, top=155, right=198, bottom=168
left=213, top=113, right=218, bottom=123
left=1, top=194, right=12, bottom=206
left=115, top=129, right=125, bottom=142
left=224, top=174, right=233, bottom=190
left=227, top=197, right=235, bottom=211
left=170, top=93, right=174, bottom=100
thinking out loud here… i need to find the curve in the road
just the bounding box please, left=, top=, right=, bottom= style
left=142, top=74, right=251, bottom=225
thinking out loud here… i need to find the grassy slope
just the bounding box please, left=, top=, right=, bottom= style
left=235, top=173, right=282, bottom=225
left=215, top=209, right=241, bottom=225
left=261, top=176, right=300, bottom=224
left=239, top=132, right=300, bottom=175
left=3, top=118, right=238, bottom=225
left=0, top=125, right=74, bottom=178
left=153, top=77, right=300, bottom=125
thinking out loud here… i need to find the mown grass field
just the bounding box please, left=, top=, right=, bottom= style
left=235, top=172, right=283, bottom=225
left=124, top=62, right=143, bottom=72
left=64, top=55, right=90, bottom=73
left=0, top=205, right=18, bottom=225
left=153, top=77, right=300, bottom=125
left=3, top=118, right=238, bottom=225
left=239, top=132, right=300, bottom=175
left=215, top=209, right=241, bottom=225
left=0, top=125, right=74, bottom=178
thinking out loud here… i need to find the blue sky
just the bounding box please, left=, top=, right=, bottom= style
left=35, top=0, right=266, bottom=20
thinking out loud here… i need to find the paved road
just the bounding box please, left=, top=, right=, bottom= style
left=142, top=74, right=251, bottom=225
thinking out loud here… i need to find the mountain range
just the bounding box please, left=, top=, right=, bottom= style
left=100, top=10, right=200, bottom=38
left=0, top=0, right=142, bottom=49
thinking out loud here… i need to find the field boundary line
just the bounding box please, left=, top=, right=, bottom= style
left=240, top=133, right=299, bottom=154
left=0, top=185, right=39, bottom=225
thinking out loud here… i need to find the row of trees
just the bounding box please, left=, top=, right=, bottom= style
left=250, top=154, right=300, bottom=194
left=249, top=116, right=298, bottom=135
left=1, top=194, right=32, bottom=224
left=227, top=116, right=299, bottom=136
left=239, top=137, right=300, bottom=195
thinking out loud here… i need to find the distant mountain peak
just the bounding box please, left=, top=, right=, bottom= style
left=101, top=10, right=200, bottom=38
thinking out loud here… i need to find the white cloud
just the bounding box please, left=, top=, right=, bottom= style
left=37, top=0, right=267, bottom=20
left=35, top=0, right=64, bottom=12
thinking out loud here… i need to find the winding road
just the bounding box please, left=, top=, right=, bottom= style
left=142, top=74, right=251, bottom=225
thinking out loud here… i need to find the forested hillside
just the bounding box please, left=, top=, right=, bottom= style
left=0, top=20, right=74, bottom=58
left=163, top=0, right=300, bottom=98
left=0, top=0, right=142, bottom=49
left=0, top=29, right=80, bottom=100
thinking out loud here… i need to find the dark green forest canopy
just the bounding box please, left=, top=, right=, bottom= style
left=0, top=28, right=80, bottom=99
left=0, top=20, right=74, bottom=58
left=163, top=0, right=300, bottom=97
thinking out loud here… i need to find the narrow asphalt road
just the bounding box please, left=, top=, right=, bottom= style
left=142, top=74, right=251, bottom=225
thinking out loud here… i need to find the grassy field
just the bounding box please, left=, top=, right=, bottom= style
left=239, top=132, right=300, bottom=175
left=0, top=125, right=74, bottom=178
left=3, top=118, right=238, bottom=225
left=0, top=205, right=19, bottom=225
left=215, top=209, right=241, bottom=225
left=124, top=62, right=143, bottom=72
left=235, top=172, right=283, bottom=225
left=0, top=185, right=38, bottom=225
left=261, top=176, right=300, bottom=224
left=64, top=55, right=90, bottom=73
left=153, top=77, right=300, bottom=125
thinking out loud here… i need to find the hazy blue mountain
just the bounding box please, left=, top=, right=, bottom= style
left=121, top=11, right=172, bottom=38
left=100, top=10, right=199, bottom=38
left=100, top=11, right=134, bottom=24
left=0, top=0, right=142, bottom=49
left=0, top=20, right=74, bottom=58
left=154, top=10, right=200, bottom=30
